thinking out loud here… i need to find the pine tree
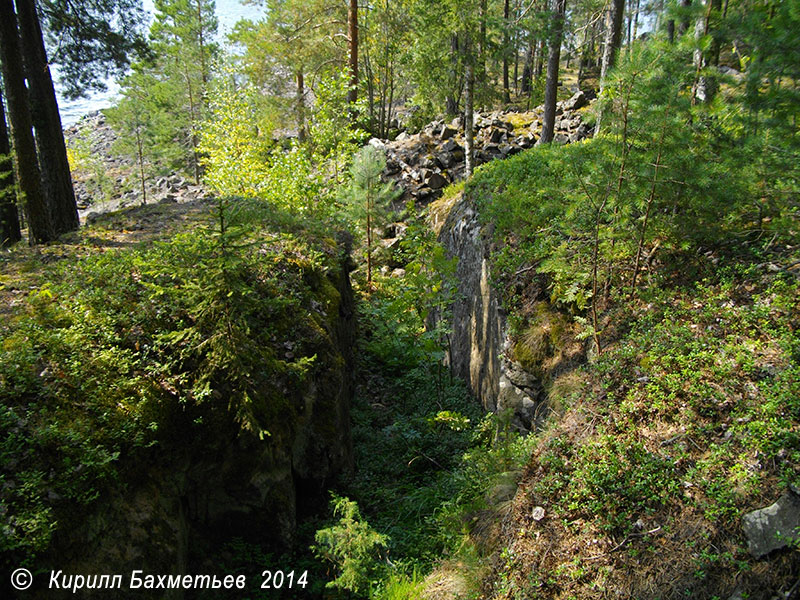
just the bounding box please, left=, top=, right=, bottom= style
left=0, top=90, right=21, bottom=247
left=346, top=145, right=400, bottom=289
left=231, top=0, right=341, bottom=144
left=0, top=0, right=52, bottom=244
left=347, top=0, right=359, bottom=106
left=124, top=0, right=219, bottom=182
left=540, top=0, right=566, bottom=144
left=16, top=0, right=78, bottom=235
left=0, top=0, right=146, bottom=244
left=106, top=74, right=163, bottom=205
left=595, top=0, right=626, bottom=135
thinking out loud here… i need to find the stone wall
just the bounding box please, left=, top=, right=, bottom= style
left=436, top=193, right=544, bottom=433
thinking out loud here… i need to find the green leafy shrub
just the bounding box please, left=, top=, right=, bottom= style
left=313, top=495, right=389, bottom=596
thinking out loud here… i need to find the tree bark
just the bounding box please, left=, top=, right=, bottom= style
left=0, top=91, right=21, bottom=247
left=503, top=0, right=511, bottom=103
left=539, top=0, right=566, bottom=144
left=578, top=20, right=590, bottom=83
left=479, top=0, right=487, bottom=93
left=595, top=0, right=625, bottom=136
left=347, top=0, right=358, bottom=105
left=194, top=0, right=208, bottom=86
left=631, top=0, right=641, bottom=46
left=534, top=38, right=545, bottom=77
left=446, top=33, right=460, bottom=116
left=134, top=125, right=147, bottom=206
left=464, top=33, right=475, bottom=177
left=521, top=40, right=533, bottom=94
left=181, top=61, right=201, bottom=184
left=296, top=70, right=306, bottom=142
left=678, top=0, right=692, bottom=36
left=600, top=0, right=625, bottom=85
left=15, top=0, right=78, bottom=236
left=693, top=0, right=722, bottom=103
left=0, top=0, right=52, bottom=243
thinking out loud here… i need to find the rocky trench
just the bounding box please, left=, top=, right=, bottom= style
left=55, top=91, right=800, bottom=594
left=44, top=94, right=590, bottom=589
left=379, top=92, right=594, bottom=433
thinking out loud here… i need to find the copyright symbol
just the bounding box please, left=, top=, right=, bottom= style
left=11, top=568, right=33, bottom=591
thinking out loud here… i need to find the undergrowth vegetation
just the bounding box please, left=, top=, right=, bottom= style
left=0, top=200, right=348, bottom=570
left=482, top=267, right=800, bottom=599
left=310, top=215, right=540, bottom=599
left=456, top=33, right=800, bottom=600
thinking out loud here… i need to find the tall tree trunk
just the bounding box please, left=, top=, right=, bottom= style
left=194, top=0, right=208, bottom=86
left=514, top=0, right=522, bottom=93
left=631, top=0, right=641, bottom=46
left=347, top=0, right=358, bottom=106
left=464, top=33, right=475, bottom=177
left=181, top=63, right=201, bottom=184
left=578, top=20, right=590, bottom=83
left=15, top=0, right=78, bottom=235
left=626, top=6, right=632, bottom=50
left=599, top=0, right=625, bottom=85
left=534, top=38, right=546, bottom=77
left=521, top=40, right=534, bottom=94
left=479, top=0, right=487, bottom=94
left=503, top=0, right=511, bottom=103
left=0, top=91, right=21, bottom=247
left=296, top=70, right=306, bottom=142
left=446, top=33, right=460, bottom=116
left=693, top=0, right=722, bottom=103
left=595, top=0, right=625, bottom=136
left=386, top=62, right=395, bottom=137
left=134, top=124, right=147, bottom=206
left=539, top=0, right=566, bottom=144
left=0, top=0, right=51, bottom=244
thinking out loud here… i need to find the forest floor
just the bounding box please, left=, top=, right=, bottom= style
left=0, top=199, right=212, bottom=325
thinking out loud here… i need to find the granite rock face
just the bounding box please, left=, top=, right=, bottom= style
left=37, top=246, right=356, bottom=598
left=429, top=95, right=592, bottom=432
left=434, top=193, right=545, bottom=432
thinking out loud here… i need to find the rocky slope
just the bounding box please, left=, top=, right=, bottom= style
left=376, top=91, right=592, bottom=204
left=65, top=91, right=592, bottom=221
left=64, top=112, right=206, bottom=222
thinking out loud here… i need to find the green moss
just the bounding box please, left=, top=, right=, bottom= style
left=0, top=202, right=352, bottom=568
left=428, top=182, right=465, bottom=235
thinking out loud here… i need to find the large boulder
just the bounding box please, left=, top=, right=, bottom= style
left=562, top=90, right=589, bottom=111
left=742, top=487, right=800, bottom=558
left=440, top=125, right=458, bottom=140
left=426, top=172, right=449, bottom=190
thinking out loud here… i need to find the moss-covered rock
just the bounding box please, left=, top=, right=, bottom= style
left=0, top=200, right=356, bottom=595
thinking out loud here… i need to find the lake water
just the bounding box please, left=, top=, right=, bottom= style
left=57, top=0, right=264, bottom=126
